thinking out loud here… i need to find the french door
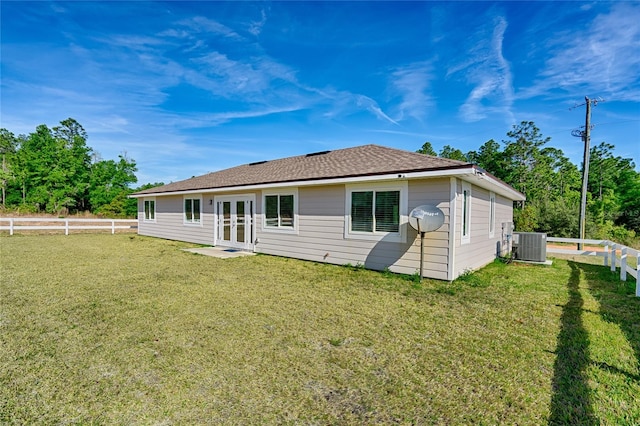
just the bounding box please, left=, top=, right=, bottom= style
left=215, top=196, right=255, bottom=250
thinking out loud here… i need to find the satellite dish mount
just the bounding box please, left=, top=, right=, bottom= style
left=409, top=205, right=445, bottom=278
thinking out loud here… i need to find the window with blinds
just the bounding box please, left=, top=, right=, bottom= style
left=375, top=191, right=400, bottom=232
left=351, top=190, right=399, bottom=233
left=351, top=191, right=373, bottom=232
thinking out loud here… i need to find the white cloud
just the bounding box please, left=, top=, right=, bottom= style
left=177, top=16, right=243, bottom=40
left=451, top=16, right=514, bottom=124
left=390, top=61, right=435, bottom=122
left=248, top=9, right=268, bottom=37
left=519, top=3, right=640, bottom=101
left=319, top=89, right=397, bottom=125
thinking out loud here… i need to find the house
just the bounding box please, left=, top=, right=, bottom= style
left=130, top=144, right=525, bottom=280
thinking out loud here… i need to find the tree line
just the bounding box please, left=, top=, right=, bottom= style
left=417, top=121, right=639, bottom=245
left=0, top=118, right=161, bottom=217
left=1, top=118, right=637, bottom=244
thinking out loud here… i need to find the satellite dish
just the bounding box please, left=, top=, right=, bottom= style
left=409, top=204, right=445, bottom=233
left=409, top=204, right=445, bottom=280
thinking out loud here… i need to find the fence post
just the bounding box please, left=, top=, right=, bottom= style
left=9, top=218, right=14, bottom=236
left=620, top=247, right=627, bottom=282
left=610, top=244, right=616, bottom=272
left=636, top=252, right=640, bottom=298
left=111, top=220, right=115, bottom=234
left=65, top=219, right=69, bottom=235
left=603, top=242, right=609, bottom=267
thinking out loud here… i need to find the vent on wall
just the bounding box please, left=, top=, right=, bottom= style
left=513, top=232, right=547, bottom=262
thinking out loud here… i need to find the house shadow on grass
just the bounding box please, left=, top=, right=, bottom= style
left=574, top=261, right=640, bottom=380
left=548, top=262, right=598, bottom=425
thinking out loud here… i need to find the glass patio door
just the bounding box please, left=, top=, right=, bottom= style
left=216, top=196, right=254, bottom=250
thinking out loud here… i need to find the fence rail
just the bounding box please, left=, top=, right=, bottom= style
left=0, top=217, right=138, bottom=235
left=547, top=237, right=639, bottom=297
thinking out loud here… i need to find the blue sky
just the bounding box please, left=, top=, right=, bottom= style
left=1, top=1, right=639, bottom=185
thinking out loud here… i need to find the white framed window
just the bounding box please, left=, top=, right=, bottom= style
left=263, top=188, right=298, bottom=233
left=345, top=181, right=407, bottom=242
left=489, top=192, right=496, bottom=238
left=143, top=198, right=156, bottom=222
left=184, top=196, right=202, bottom=225
left=461, top=182, right=471, bottom=244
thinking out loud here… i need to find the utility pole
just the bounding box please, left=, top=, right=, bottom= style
left=571, top=96, right=602, bottom=250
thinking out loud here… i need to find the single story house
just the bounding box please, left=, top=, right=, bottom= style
left=130, top=144, right=524, bottom=280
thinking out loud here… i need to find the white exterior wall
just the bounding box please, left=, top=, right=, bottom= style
left=452, top=179, right=514, bottom=278
left=138, top=194, right=215, bottom=246
left=137, top=177, right=514, bottom=281
left=254, top=178, right=452, bottom=280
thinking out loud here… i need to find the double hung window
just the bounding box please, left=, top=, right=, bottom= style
left=184, top=197, right=201, bottom=224
left=144, top=199, right=155, bottom=221
left=264, top=191, right=297, bottom=230
left=461, top=182, right=471, bottom=244
left=489, top=192, right=495, bottom=237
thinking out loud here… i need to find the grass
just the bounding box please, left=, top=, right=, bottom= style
left=1, top=234, right=639, bottom=424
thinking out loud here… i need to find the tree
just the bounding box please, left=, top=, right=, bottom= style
left=502, top=121, right=552, bottom=207
left=89, top=153, right=138, bottom=215
left=439, top=145, right=468, bottom=162
left=0, top=129, right=19, bottom=207
left=18, top=124, right=58, bottom=211
left=416, top=141, right=437, bottom=156
left=3, top=118, right=139, bottom=215
left=413, top=123, right=637, bottom=242
left=616, top=169, right=640, bottom=233
left=587, top=142, right=638, bottom=230
left=53, top=118, right=92, bottom=211
left=466, top=139, right=505, bottom=177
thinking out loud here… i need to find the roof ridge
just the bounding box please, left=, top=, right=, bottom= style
left=360, top=143, right=470, bottom=166
left=132, top=143, right=478, bottom=196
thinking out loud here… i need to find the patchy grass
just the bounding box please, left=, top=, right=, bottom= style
left=1, top=234, right=639, bottom=424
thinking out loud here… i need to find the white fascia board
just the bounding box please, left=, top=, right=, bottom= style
left=130, top=166, right=525, bottom=201
left=458, top=173, right=526, bottom=201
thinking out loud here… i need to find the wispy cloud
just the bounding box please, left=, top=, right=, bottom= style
left=5, top=1, right=634, bottom=184
left=389, top=61, right=435, bottom=122
left=367, top=129, right=429, bottom=138
left=248, top=8, right=268, bottom=37
left=169, top=106, right=306, bottom=127
left=449, top=16, right=514, bottom=123
left=175, top=16, right=243, bottom=40
left=519, top=3, right=640, bottom=101
left=319, top=89, right=397, bottom=125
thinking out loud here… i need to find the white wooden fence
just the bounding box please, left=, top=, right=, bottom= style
left=0, top=217, right=138, bottom=235
left=546, top=237, right=639, bottom=297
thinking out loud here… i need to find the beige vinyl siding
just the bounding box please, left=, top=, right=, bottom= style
left=138, top=194, right=215, bottom=245
left=135, top=177, right=513, bottom=282
left=453, top=180, right=514, bottom=278
left=406, top=178, right=452, bottom=280
left=254, top=179, right=451, bottom=280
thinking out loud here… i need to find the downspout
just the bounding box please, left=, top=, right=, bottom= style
left=447, top=177, right=457, bottom=281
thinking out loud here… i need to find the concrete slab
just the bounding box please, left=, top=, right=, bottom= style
left=182, top=246, right=255, bottom=259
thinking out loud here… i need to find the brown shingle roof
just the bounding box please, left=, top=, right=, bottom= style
left=133, top=144, right=471, bottom=195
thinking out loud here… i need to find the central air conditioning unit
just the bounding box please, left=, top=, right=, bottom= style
left=513, top=232, right=547, bottom=262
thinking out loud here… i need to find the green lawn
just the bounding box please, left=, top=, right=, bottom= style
left=1, top=234, right=638, bottom=424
